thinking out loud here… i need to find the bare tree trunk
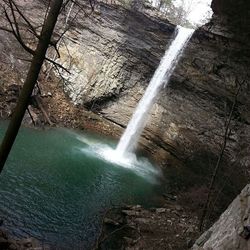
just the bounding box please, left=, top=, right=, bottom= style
left=0, top=0, right=63, bottom=174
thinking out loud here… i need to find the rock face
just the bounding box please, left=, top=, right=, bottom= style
left=1, top=0, right=250, bottom=197
left=55, top=2, right=250, bottom=193
left=192, top=184, right=250, bottom=250
left=1, top=1, right=250, bottom=247
left=211, top=0, right=250, bottom=42
left=58, top=3, right=175, bottom=106
left=98, top=203, right=199, bottom=250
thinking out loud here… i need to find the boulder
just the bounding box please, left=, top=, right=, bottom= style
left=193, top=184, right=250, bottom=250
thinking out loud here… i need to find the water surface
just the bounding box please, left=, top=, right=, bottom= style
left=0, top=122, right=161, bottom=249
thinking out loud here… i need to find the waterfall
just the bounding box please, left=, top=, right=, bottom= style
left=116, top=26, right=194, bottom=155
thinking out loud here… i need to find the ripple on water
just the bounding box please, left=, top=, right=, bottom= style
left=0, top=124, right=162, bottom=249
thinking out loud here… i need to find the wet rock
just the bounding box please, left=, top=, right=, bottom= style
left=174, top=205, right=182, bottom=211
left=163, top=193, right=177, bottom=201
left=122, top=210, right=140, bottom=216
left=8, top=243, right=17, bottom=250
left=156, top=208, right=166, bottom=213
left=134, top=217, right=150, bottom=224
left=22, top=238, right=32, bottom=248
left=104, top=218, right=120, bottom=226
left=131, top=205, right=142, bottom=210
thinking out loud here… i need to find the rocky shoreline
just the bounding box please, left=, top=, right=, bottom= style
left=95, top=200, right=200, bottom=249
left=0, top=227, right=48, bottom=250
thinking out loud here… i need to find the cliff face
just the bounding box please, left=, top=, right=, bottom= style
left=210, top=0, right=250, bottom=42
left=1, top=1, right=250, bottom=194
left=1, top=2, right=250, bottom=248
left=55, top=2, right=250, bottom=191
left=58, top=4, right=175, bottom=106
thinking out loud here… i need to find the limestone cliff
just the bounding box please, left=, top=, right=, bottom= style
left=54, top=2, right=250, bottom=194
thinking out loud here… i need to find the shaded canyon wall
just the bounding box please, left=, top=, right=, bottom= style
left=55, top=2, right=250, bottom=194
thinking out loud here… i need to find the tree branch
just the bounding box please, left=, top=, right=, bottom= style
left=3, top=6, right=35, bottom=55
left=45, top=57, right=71, bottom=74
left=10, top=0, right=40, bottom=39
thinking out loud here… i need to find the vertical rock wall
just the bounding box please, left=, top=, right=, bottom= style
left=54, top=2, right=250, bottom=195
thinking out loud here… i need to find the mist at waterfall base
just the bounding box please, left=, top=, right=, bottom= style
left=0, top=123, right=162, bottom=249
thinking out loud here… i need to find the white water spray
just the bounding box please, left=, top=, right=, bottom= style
left=116, top=26, right=194, bottom=155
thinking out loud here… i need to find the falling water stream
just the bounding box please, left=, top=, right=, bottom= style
left=116, top=26, right=194, bottom=155
left=0, top=1, right=213, bottom=248
left=0, top=26, right=195, bottom=244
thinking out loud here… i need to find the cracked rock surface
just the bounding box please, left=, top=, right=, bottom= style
left=193, top=184, right=250, bottom=250
left=55, top=2, right=250, bottom=190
